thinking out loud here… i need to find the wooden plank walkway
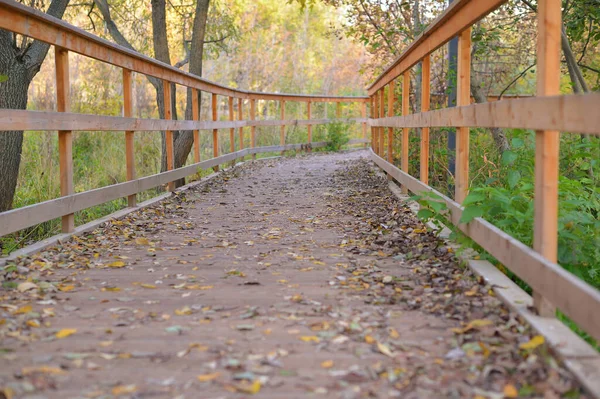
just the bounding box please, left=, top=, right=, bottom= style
left=0, top=152, right=587, bottom=398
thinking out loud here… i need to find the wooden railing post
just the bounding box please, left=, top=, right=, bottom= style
left=280, top=100, right=286, bottom=155
left=307, top=100, right=312, bottom=151
left=122, top=69, right=136, bottom=207
left=361, top=102, right=367, bottom=148
left=379, top=88, right=385, bottom=156
left=55, top=47, right=74, bottom=233
left=211, top=93, right=219, bottom=170
left=401, top=71, right=410, bottom=194
left=373, top=94, right=379, bottom=154
left=250, top=98, right=256, bottom=160
left=336, top=102, right=341, bottom=118
left=387, top=80, right=395, bottom=177
left=238, top=98, right=244, bottom=150
left=533, top=0, right=561, bottom=317
left=455, top=28, right=471, bottom=203
left=420, top=55, right=431, bottom=185
left=192, top=88, right=200, bottom=163
left=229, top=96, right=235, bottom=155
left=163, top=80, right=175, bottom=191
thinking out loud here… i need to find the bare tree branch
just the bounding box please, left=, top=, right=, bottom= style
left=25, top=0, right=71, bottom=69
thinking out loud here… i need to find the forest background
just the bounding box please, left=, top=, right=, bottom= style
left=0, top=0, right=599, bottom=345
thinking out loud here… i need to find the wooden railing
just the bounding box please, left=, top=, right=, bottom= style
left=0, top=0, right=368, bottom=236
left=366, top=0, right=600, bottom=342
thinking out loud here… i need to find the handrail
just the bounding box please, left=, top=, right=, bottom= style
left=365, top=0, right=600, bottom=345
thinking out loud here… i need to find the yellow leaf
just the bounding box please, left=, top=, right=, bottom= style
left=277, top=279, right=288, bottom=284
left=107, top=261, right=126, bottom=268
left=321, top=360, right=334, bottom=368
left=236, top=380, right=261, bottom=394
left=21, top=366, right=65, bottom=375
left=519, top=335, right=545, bottom=351
left=14, top=305, right=32, bottom=315
left=299, top=336, right=320, bottom=343
left=377, top=342, right=395, bottom=357
left=175, top=306, right=192, bottom=316
left=197, top=372, right=220, bottom=382
left=140, top=284, right=156, bottom=289
left=135, top=237, right=150, bottom=246
left=26, top=320, right=40, bottom=328
left=56, top=328, right=77, bottom=339
left=452, top=319, right=493, bottom=334
left=102, top=287, right=121, bottom=292
left=58, top=285, right=75, bottom=292
left=312, top=261, right=326, bottom=266
left=364, top=335, right=375, bottom=344
left=112, top=385, right=137, bottom=395
left=503, top=384, right=518, bottom=398
left=0, top=387, right=14, bottom=399
left=389, top=328, right=400, bottom=339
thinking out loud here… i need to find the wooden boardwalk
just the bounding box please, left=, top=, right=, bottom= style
left=0, top=152, right=587, bottom=398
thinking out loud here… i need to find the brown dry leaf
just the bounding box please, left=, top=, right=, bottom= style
left=197, top=372, right=220, bottom=382
left=364, top=335, right=376, bottom=344
left=112, top=385, right=137, bottom=395
left=56, top=328, right=77, bottom=339
left=21, top=366, right=65, bottom=375
left=135, top=237, right=150, bottom=246
left=452, top=319, right=493, bottom=334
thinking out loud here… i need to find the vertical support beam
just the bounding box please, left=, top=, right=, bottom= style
left=373, top=93, right=380, bottom=155
left=163, top=80, right=175, bottom=191
left=307, top=101, right=312, bottom=151
left=212, top=93, right=219, bottom=170
left=280, top=100, right=286, bottom=155
left=533, top=0, right=561, bottom=317
left=250, top=98, right=256, bottom=160
left=229, top=96, right=235, bottom=154
left=379, top=88, right=385, bottom=156
left=122, top=69, right=136, bottom=207
left=336, top=102, right=341, bottom=118
left=361, top=102, right=367, bottom=148
left=455, top=28, right=471, bottom=203
left=420, top=55, right=431, bottom=185
left=238, top=98, right=244, bottom=150
left=192, top=88, right=200, bottom=163
left=401, top=71, right=410, bottom=194
left=55, top=48, right=74, bottom=233
left=387, top=80, right=395, bottom=176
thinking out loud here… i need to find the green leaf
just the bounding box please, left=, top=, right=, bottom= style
left=511, top=137, right=524, bottom=149
left=417, top=209, right=435, bottom=221
left=501, top=150, right=518, bottom=166
left=427, top=200, right=445, bottom=213
left=459, top=205, right=484, bottom=224
left=0, top=75, right=8, bottom=83
left=462, top=192, right=486, bottom=206
left=508, top=170, right=521, bottom=189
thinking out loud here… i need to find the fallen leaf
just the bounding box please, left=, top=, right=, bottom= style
left=377, top=342, right=394, bottom=357
left=135, top=237, right=150, bottom=246
left=519, top=335, right=545, bottom=351
left=21, top=366, right=66, bottom=375
left=452, top=319, right=493, bottom=334
left=17, top=282, right=38, bottom=293
left=503, top=384, right=518, bottom=398
left=235, top=380, right=261, bottom=394
left=299, top=336, right=320, bottom=343
left=141, top=284, right=157, bottom=289
left=197, top=372, right=220, bottom=382
left=14, top=305, right=32, bottom=315
left=112, top=385, right=137, bottom=395
left=107, top=261, right=126, bottom=268
left=56, top=328, right=77, bottom=339
left=321, top=360, right=334, bottom=368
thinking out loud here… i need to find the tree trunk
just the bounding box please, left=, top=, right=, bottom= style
left=471, top=76, right=511, bottom=154
left=0, top=64, right=29, bottom=212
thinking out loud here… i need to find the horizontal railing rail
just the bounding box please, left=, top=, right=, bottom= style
left=366, top=0, right=600, bottom=344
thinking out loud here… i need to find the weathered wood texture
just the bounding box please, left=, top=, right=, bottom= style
left=122, top=69, right=136, bottom=207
